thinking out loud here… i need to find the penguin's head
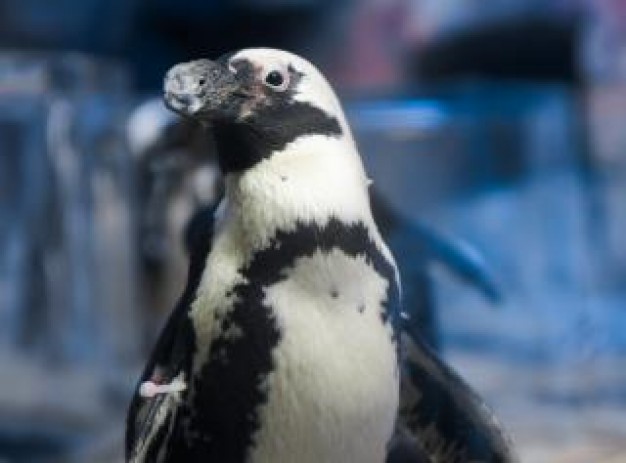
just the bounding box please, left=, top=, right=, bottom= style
left=164, top=48, right=349, bottom=172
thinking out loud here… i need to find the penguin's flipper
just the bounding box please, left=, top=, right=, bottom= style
left=414, top=223, right=502, bottom=303
left=370, top=191, right=501, bottom=304
left=386, top=425, right=431, bottom=463
left=126, top=203, right=219, bottom=461
left=394, top=331, right=518, bottom=463
left=127, top=382, right=186, bottom=463
left=125, top=301, right=196, bottom=462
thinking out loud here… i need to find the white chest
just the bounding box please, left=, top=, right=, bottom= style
left=248, top=249, right=399, bottom=463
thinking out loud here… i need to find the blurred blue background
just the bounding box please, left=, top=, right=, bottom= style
left=1, top=0, right=626, bottom=461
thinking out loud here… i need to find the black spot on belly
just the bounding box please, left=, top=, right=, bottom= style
left=187, top=217, right=400, bottom=461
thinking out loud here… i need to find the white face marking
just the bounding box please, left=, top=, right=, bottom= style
left=229, top=48, right=354, bottom=137
left=249, top=249, right=399, bottom=463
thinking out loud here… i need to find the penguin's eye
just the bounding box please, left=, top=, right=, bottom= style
left=263, top=69, right=289, bottom=91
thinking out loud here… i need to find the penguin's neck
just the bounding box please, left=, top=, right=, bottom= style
left=222, top=134, right=375, bottom=252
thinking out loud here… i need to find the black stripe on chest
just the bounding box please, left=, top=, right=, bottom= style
left=185, top=217, right=400, bottom=461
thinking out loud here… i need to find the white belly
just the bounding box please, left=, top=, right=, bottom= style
left=248, top=250, right=399, bottom=463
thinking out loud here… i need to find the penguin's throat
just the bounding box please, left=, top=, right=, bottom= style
left=213, top=122, right=283, bottom=174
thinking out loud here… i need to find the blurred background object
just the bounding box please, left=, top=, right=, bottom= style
left=0, top=52, right=139, bottom=461
left=1, top=0, right=626, bottom=462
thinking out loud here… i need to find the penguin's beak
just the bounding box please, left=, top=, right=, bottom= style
left=163, top=59, right=246, bottom=121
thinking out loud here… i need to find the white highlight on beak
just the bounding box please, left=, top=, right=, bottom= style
left=139, top=377, right=187, bottom=398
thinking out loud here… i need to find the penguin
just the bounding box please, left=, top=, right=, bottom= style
left=126, top=48, right=517, bottom=463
